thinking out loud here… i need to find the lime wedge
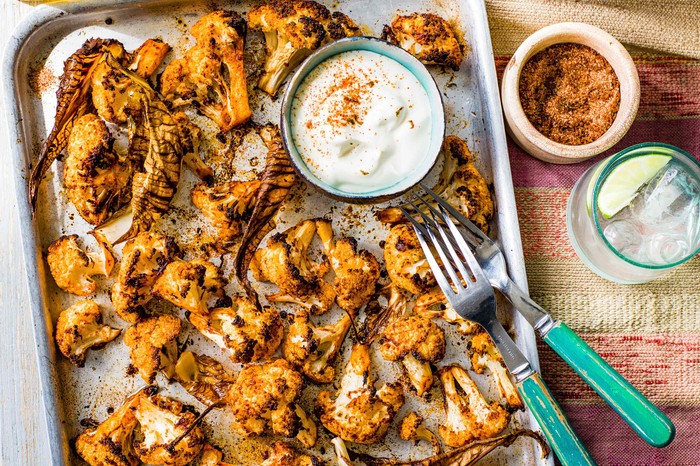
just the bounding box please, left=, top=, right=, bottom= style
left=597, top=154, right=672, bottom=218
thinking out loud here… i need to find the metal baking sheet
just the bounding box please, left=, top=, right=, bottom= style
left=3, top=0, right=550, bottom=464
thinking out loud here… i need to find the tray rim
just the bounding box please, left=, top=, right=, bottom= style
left=1, top=1, right=547, bottom=464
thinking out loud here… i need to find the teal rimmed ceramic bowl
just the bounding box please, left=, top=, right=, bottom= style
left=280, top=36, right=445, bottom=204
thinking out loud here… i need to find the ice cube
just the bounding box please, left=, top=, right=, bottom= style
left=603, top=219, right=643, bottom=259
left=645, top=233, right=690, bottom=265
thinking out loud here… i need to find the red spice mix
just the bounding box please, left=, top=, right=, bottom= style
left=519, top=43, right=621, bottom=145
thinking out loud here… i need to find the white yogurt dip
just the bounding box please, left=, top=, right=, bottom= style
left=290, top=50, right=433, bottom=193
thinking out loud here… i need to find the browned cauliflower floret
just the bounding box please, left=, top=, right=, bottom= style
left=248, top=0, right=361, bottom=95
left=399, top=412, right=441, bottom=454
left=261, top=441, right=322, bottom=466
left=332, top=437, right=354, bottom=466
left=90, top=44, right=141, bottom=125
left=123, top=315, right=181, bottom=383
left=438, top=365, right=510, bottom=447
left=470, top=332, right=524, bottom=411
left=75, top=389, right=142, bottom=466
left=128, top=38, right=171, bottom=79
left=327, top=237, right=381, bottom=313
left=384, top=224, right=435, bottom=295
left=283, top=308, right=351, bottom=383
left=228, top=358, right=317, bottom=447
left=383, top=13, right=464, bottom=70
left=188, top=296, right=283, bottom=363
left=152, top=258, right=227, bottom=315
left=160, top=11, right=251, bottom=132
left=315, top=344, right=404, bottom=444
left=47, top=234, right=114, bottom=296
left=191, top=180, right=261, bottom=242
left=414, top=286, right=481, bottom=335
left=200, top=444, right=235, bottom=466
left=174, top=351, right=236, bottom=406
left=65, top=113, right=132, bottom=225
left=251, top=219, right=335, bottom=314
left=55, top=300, right=120, bottom=367
left=380, top=315, right=445, bottom=396
left=112, top=231, right=180, bottom=323
left=133, top=394, right=205, bottom=466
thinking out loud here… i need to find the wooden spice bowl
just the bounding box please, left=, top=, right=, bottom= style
left=501, top=22, right=640, bottom=164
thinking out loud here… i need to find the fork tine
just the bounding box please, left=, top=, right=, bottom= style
left=437, top=205, right=488, bottom=282
left=427, top=212, right=475, bottom=285
left=419, top=182, right=489, bottom=244
left=400, top=207, right=458, bottom=299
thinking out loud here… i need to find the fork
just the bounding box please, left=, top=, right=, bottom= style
left=418, top=183, right=675, bottom=449
left=402, top=203, right=596, bottom=466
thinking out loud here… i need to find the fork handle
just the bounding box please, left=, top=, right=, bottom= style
left=542, top=321, right=675, bottom=448
left=518, top=372, right=597, bottom=466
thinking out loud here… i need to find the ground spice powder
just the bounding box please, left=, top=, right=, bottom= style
left=519, top=43, right=621, bottom=145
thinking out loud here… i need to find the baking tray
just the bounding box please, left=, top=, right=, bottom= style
left=2, top=0, right=550, bottom=464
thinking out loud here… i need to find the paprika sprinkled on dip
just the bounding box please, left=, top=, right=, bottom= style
left=290, top=50, right=432, bottom=193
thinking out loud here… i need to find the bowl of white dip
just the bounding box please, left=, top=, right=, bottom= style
left=280, top=36, right=445, bottom=203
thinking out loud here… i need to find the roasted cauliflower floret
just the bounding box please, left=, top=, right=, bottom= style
left=160, top=11, right=251, bottom=131
left=315, top=344, right=404, bottom=444
left=75, top=389, right=142, bottom=466
left=123, top=315, right=181, bottom=383
left=65, top=113, right=132, bottom=225
left=133, top=394, right=205, bottom=466
left=228, top=358, right=317, bottom=447
left=414, top=287, right=481, bottom=335
left=200, top=444, right=235, bottom=466
left=55, top=300, right=120, bottom=367
left=152, top=258, right=227, bottom=315
left=174, top=351, right=236, bottom=406
left=47, top=234, right=114, bottom=296
left=328, top=237, right=381, bottom=313
left=384, top=224, right=435, bottom=295
left=261, top=441, right=322, bottom=466
left=188, top=296, right=283, bottom=363
left=380, top=315, right=445, bottom=396
left=112, top=231, right=180, bottom=323
left=251, top=219, right=335, bottom=314
left=440, top=135, right=493, bottom=234
left=399, top=411, right=441, bottom=455
left=358, top=284, right=409, bottom=345
left=248, top=0, right=361, bottom=95
left=283, top=308, right=351, bottom=383
left=438, top=365, right=510, bottom=447
left=332, top=437, right=354, bottom=466
left=90, top=45, right=142, bottom=125
left=192, top=179, right=261, bottom=242
left=128, top=38, right=171, bottom=79
left=383, top=13, right=464, bottom=70
left=470, top=332, right=524, bottom=411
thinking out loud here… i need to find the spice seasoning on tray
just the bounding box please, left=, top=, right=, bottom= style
left=518, top=43, right=621, bottom=145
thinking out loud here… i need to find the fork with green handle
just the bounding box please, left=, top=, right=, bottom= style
left=419, top=183, right=675, bottom=448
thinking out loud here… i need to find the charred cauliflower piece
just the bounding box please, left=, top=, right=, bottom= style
left=228, top=358, right=317, bottom=447
left=160, top=11, right=251, bottom=131
left=123, top=315, right=181, bottom=383
left=153, top=258, right=227, bottom=315
left=327, top=236, right=381, bottom=313
left=383, top=13, right=464, bottom=71
left=414, top=287, right=481, bottom=335
left=55, top=300, right=120, bottom=367
left=399, top=411, right=441, bottom=455
left=380, top=315, right=445, bottom=396
left=174, top=351, right=236, bottom=406
left=332, top=437, right=354, bottom=466
left=200, top=444, right=235, bottom=466
left=315, top=344, right=404, bottom=444
left=128, top=38, right=171, bottom=79
left=75, top=389, right=142, bottom=466
left=90, top=44, right=142, bottom=125
left=133, top=394, right=204, bottom=466
left=47, top=234, right=113, bottom=296
left=283, top=308, right=351, bottom=383
left=438, top=365, right=510, bottom=447
left=261, top=441, right=322, bottom=466
left=251, top=219, right=335, bottom=314
left=384, top=224, right=435, bottom=295
left=65, top=113, right=132, bottom=225
left=441, top=136, right=493, bottom=234
left=192, top=179, right=261, bottom=242
left=112, top=231, right=180, bottom=323
left=188, top=295, right=283, bottom=363
left=470, top=332, right=523, bottom=411
left=248, top=0, right=361, bottom=95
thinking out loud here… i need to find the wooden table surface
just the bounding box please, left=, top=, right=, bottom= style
left=0, top=1, right=53, bottom=464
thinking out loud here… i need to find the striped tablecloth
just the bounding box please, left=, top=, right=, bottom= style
left=493, top=53, right=699, bottom=465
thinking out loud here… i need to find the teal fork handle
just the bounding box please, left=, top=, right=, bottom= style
left=542, top=321, right=675, bottom=448
left=518, top=373, right=597, bottom=466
